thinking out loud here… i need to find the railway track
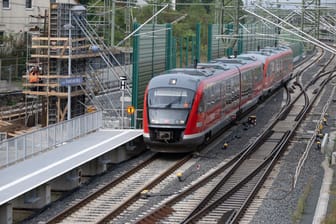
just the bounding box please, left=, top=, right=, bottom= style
left=45, top=153, right=193, bottom=223
left=131, top=48, right=335, bottom=223
left=32, top=47, right=336, bottom=224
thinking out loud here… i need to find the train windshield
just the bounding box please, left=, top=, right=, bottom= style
left=147, top=88, right=195, bottom=125
left=148, top=88, right=194, bottom=109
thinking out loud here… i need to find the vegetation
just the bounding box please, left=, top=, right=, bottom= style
left=321, top=176, right=336, bottom=223
left=292, top=178, right=313, bottom=224
left=84, top=0, right=243, bottom=45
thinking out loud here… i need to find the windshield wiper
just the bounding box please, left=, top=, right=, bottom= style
left=165, top=96, right=182, bottom=108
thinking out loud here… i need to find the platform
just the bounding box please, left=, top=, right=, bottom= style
left=0, top=129, right=143, bottom=206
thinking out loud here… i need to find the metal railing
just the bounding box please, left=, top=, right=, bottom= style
left=0, top=111, right=102, bottom=168
left=102, top=109, right=143, bottom=129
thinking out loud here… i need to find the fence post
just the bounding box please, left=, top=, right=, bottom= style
left=131, top=23, right=139, bottom=129
left=196, top=23, right=201, bottom=62
left=207, top=24, right=212, bottom=61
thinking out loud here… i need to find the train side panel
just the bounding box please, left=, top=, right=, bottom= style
left=263, top=48, right=293, bottom=93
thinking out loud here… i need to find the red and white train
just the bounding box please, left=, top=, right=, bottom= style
left=143, top=46, right=294, bottom=152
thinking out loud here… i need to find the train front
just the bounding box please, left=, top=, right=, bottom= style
left=143, top=73, right=200, bottom=153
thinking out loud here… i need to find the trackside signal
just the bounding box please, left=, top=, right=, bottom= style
left=127, top=105, right=135, bottom=115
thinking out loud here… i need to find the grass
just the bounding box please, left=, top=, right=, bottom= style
left=322, top=179, right=336, bottom=224
left=292, top=178, right=313, bottom=224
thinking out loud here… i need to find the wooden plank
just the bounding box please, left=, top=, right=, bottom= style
left=22, top=74, right=87, bottom=79
left=32, top=36, right=89, bottom=41
left=31, top=52, right=101, bottom=59
left=22, top=90, right=84, bottom=97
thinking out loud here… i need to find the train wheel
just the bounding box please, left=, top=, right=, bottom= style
left=204, top=132, right=211, bottom=144
left=258, top=95, right=265, bottom=103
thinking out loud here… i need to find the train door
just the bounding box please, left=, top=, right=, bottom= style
left=221, top=79, right=226, bottom=116
left=224, top=76, right=239, bottom=115
left=252, top=65, right=263, bottom=96
left=241, top=70, right=253, bottom=103
left=203, top=83, right=221, bottom=128
left=264, top=59, right=275, bottom=91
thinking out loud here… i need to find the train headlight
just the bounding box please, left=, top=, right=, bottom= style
left=151, top=119, right=158, bottom=124
left=178, top=120, right=185, bottom=124
left=169, top=78, right=177, bottom=85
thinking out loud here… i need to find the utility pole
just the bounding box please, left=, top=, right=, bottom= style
left=301, top=0, right=305, bottom=32
left=315, top=0, right=321, bottom=40
left=67, top=9, right=72, bottom=121
left=111, top=0, right=115, bottom=46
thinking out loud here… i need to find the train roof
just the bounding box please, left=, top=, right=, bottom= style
left=163, top=68, right=216, bottom=77
left=212, top=55, right=262, bottom=69
left=147, top=72, right=202, bottom=91
left=147, top=45, right=294, bottom=91
left=238, top=46, right=292, bottom=63
left=165, top=56, right=260, bottom=77
left=196, top=62, right=231, bottom=71
left=147, top=56, right=263, bottom=90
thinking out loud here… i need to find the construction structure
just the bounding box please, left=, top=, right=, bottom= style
left=23, top=2, right=131, bottom=126
left=23, top=3, right=87, bottom=125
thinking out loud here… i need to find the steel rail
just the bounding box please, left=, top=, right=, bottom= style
left=96, top=154, right=192, bottom=223
left=134, top=48, right=330, bottom=224
left=45, top=153, right=160, bottom=223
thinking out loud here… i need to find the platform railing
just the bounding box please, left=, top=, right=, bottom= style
left=0, top=111, right=102, bottom=168
left=102, top=109, right=143, bottom=129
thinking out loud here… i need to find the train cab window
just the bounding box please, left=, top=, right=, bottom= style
left=148, top=87, right=194, bottom=109
left=147, top=87, right=195, bottom=126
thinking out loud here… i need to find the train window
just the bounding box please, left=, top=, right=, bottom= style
left=148, top=87, right=194, bottom=109
left=276, top=59, right=281, bottom=76
left=267, top=61, right=274, bottom=76
left=207, top=83, right=221, bottom=106
left=241, top=71, right=252, bottom=97
left=233, top=76, right=240, bottom=101
left=225, top=79, right=232, bottom=104
left=253, top=67, right=262, bottom=83
left=198, top=95, right=205, bottom=113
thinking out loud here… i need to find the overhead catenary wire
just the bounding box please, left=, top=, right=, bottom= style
left=115, top=4, right=169, bottom=47
left=243, top=5, right=336, bottom=55
left=254, top=4, right=336, bottom=54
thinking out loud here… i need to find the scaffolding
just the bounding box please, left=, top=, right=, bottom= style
left=23, top=2, right=132, bottom=126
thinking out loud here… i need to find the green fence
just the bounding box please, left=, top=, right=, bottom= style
left=207, top=23, right=279, bottom=61
left=132, top=23, right=201, bottom=127
left=132, top=23, right=172, bottom=127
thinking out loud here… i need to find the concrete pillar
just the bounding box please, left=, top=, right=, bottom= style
left=80, top=157, right=109, bottom=178
left=13, top=184, right=51, bottom=209
left=50, top=168, right=82, bottom=191
left=109, top=140, right=145, bottom=164
left=109, top=146, right=128, bottom=164
left=0, top=203, right=12, bottom=224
